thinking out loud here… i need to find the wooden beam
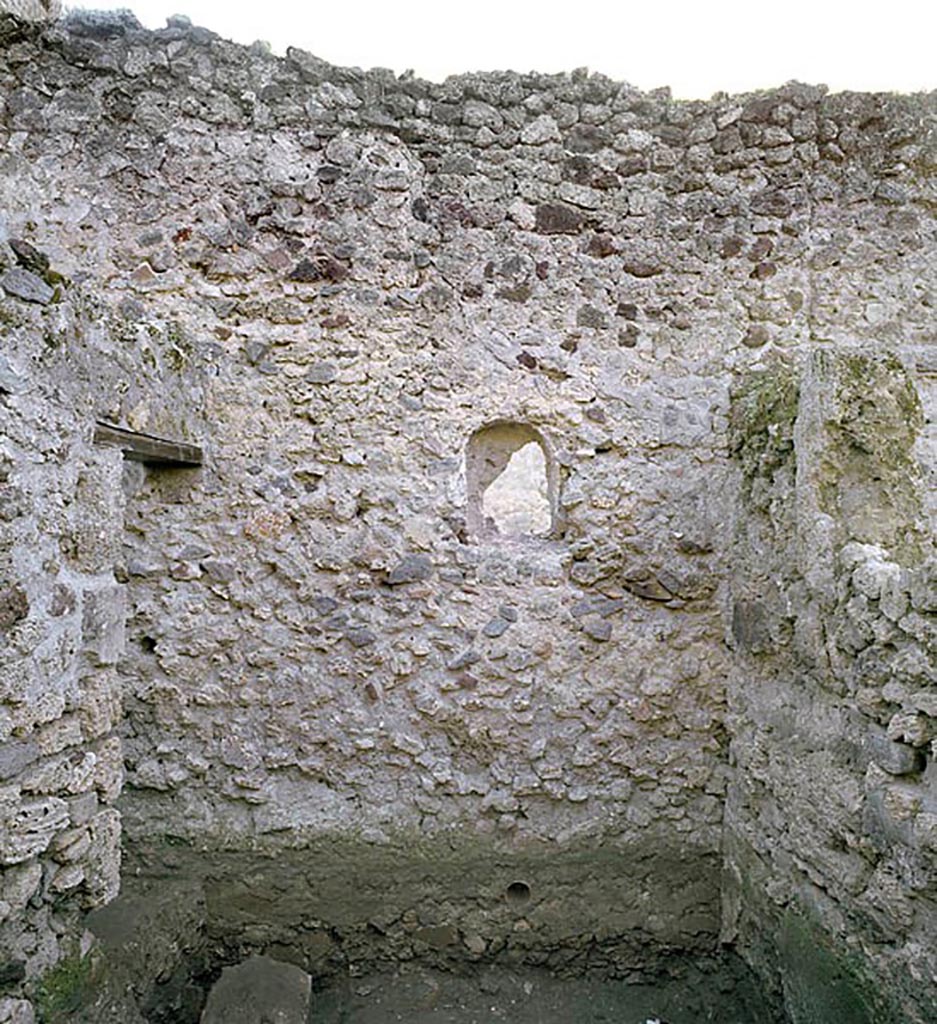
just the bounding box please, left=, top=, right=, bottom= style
left=93, top=422, right=203, bottom=466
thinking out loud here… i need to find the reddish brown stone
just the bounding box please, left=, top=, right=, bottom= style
left=585, top=233, right=617, bottom=258
left=535, top=203, right=584, bottom=235
left=721, top=236, right=744, bottom=258
left=750, top=262, right=777, bottom=280
left=750, top=190, right=792, bottom=217
left=0, top=585, right=28, bottom=634
left=621, top=259, right=663, bottom=278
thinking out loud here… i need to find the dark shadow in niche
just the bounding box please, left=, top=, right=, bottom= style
left=466, top=422, right=557, bottom=541
left=506, top=880, right=531, bottom=906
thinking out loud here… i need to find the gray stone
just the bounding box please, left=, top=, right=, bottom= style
left=201, top=560, right=236, bottom=583
left=244, top=341, right=270, bottom=366
left=386, top=554, right=433, bottom=585
left=0, top=268, right=53, bottom=305
left=9, top=239, right=49, bottom=275
left=909, top=563, right=937, bottom=612
left=67, top=791, right=99, bottom=825
left=520, top=115, right=561, bottom=145
left=0, top=796, right=69, bottom=865
left=0, top=998, right=35, bottom=1024
left=571, top=595, right=624, bottom=619
left=749, top=190, right=792, bottom=217
left=577, top=305, right=607, bottom=329
left=625, top=577, right=674, bottom=602
left=81, top=584, right=126, bottom=666
left=0, top=355, right=26, bottom=394
left=374, top=169, right=409, bottom=191
left=447, top=648, right=481, bottom=670
left=0, top=739, right=39, bottom=782
left=63, top=8, right=141, bottom=37
left=413, top=923, right=459, bottom=948
left=730, top=599, right=772, bottom=652
left=582, top=618, right=612, bottom=642
left=344, top=627, right=377, bottom=647
left=305, top=362, right=338, bottom=384
left=865, top=731, right=924, bottom=776
left=200, top=956, right=311, bottom=1024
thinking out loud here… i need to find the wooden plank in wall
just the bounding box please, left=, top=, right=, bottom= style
left=93, top=422, right=203, bottom=466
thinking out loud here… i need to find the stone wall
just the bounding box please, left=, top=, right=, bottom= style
left=0, top=20, right=207, bottom=1009
left=0, top=7, right=934, bottom=1021
left=0, top=1, right=59, bottom=27
left=724, top=350, right=936, bottom=1024
left=0, top=290, right=125, bottom=1024
left=0, top=287, right=204, bottom=1021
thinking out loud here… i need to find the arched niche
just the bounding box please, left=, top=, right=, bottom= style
left=465, top=422, right=556, bottom=541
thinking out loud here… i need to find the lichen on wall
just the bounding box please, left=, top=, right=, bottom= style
left=726, top=351, right=935, bottom=1024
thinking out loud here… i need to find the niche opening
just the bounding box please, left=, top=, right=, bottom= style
left=466, top=422, right=555, bottom=541
left=506, top=881, right=531, bottom=905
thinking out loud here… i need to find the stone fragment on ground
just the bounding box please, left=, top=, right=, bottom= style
left=200, top=955, right=311, bottom=1024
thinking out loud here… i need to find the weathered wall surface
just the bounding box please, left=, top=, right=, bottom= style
left=0, top=292, right=125, bottom=1024
left=0, top=278, right=205, bottom=1021
left=0, top=1, right=58, bottom=30
left=725, top=351, right=936, bottom=1024
left=0, top=9, right=207, bottom=1011
left=0, top=8, right=741, bottom=965
left=0, top=6, right=934, bottom=1021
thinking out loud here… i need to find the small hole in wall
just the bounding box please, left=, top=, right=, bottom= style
left=506, top=881, right=531, bottom=906
left=466, top=422, right=555, bottom=541
left=140, top=636, right=157, bottom=654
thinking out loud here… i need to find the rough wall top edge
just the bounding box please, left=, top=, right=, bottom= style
left=3, top=3, right=935, bottom=107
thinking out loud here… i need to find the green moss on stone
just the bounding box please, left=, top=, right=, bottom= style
left=728, top=358, right=799, bottom=497
left=33, top=952, right=97, bottom=1023
left=0, top=301, right=28, bottom=329
left=830, top=353, right=922, bottom=469
left=818, top=351, right=924, bottom=558
left=777, top=909, right=903, bottom=1024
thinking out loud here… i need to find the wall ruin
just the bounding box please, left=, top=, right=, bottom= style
left=0, top=5, right=934, bottom=1022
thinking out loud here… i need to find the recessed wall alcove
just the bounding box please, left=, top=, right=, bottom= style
left=465, top=421, right=557, bottom=540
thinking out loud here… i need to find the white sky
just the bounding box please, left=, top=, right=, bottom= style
left=70, top=1, right=936, bottom=99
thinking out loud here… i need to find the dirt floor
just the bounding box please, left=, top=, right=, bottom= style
left=310, top=959, right=780, bottom=1024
